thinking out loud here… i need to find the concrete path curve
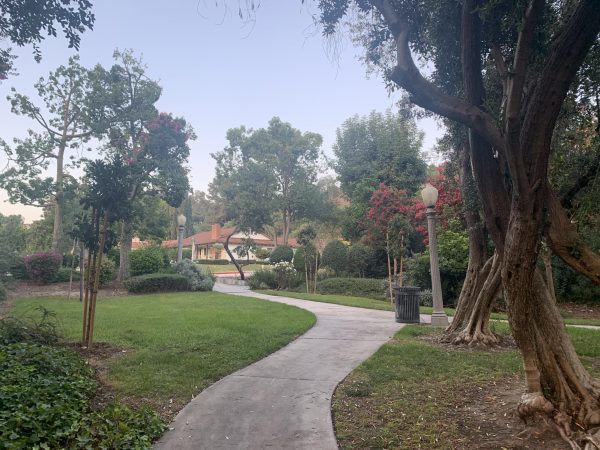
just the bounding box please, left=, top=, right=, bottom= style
left=154, top=284, right=404, bottom=450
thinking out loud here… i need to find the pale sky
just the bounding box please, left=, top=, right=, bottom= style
left=0, top=1, right=443, bottom=223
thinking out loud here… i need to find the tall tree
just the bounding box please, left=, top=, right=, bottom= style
left=1, top=56, right=95, bottom=251
left=212, top=117, right=323, bottom=246
left=89, top=50, right=193, bottom=280
left=318, top=0, right=600, bottom=442
left=0, top=0, right=94, bottom=79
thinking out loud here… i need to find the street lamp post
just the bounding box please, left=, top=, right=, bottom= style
left=177, top=214, right=186, bottom=263
left=421, top=184, right=449, bottom=327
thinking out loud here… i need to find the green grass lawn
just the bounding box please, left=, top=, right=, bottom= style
left=11, top=292, right=315, bottom=410
left=333, top=324, right=600, bottom=449
left=258, top=289, right=600, bottom=327
left=199, top=263, right=266, bottom=274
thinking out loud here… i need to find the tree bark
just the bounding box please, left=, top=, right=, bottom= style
left=117, top=220, right=133, bottom=281
left=51, top=143, right=66, bottom=252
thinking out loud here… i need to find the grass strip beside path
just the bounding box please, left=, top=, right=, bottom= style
left=11, top=292, right=315, bottom=414
left=258, top=290, right=600, bottom=327
left=333, top=324, right=600, bottom=449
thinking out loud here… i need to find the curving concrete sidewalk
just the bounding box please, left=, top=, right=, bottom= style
left=154, top=284, right=404, bottom=450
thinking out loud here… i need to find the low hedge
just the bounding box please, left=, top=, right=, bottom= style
left=53, top=267, right=81, bottom=283
left=124, top=273, right=190, bottom=293
left=317, top=277, right=386, bottom=300
left=195, top=259, right=230, bottom=265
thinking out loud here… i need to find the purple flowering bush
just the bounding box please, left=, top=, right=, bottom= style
left=24, top=252, right=63, bottom=284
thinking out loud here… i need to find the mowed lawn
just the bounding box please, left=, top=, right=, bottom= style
left=11, top=292, right=315, bottom=409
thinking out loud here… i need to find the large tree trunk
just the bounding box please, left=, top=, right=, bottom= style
left=224, top=229, right=244, bottom=280
left=444, top=146, right=501, bottom=346
left=117, top=220, right=133, bottom=281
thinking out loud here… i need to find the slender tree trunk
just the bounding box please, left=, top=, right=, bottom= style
left=224, top=229, right=244, bottom=280
left=117, top=220, right=133, bottom=281
left=51, top=144, right=66, bottom=252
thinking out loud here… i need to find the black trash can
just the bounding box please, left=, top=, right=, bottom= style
left=394, top=286, right=421, bottom=323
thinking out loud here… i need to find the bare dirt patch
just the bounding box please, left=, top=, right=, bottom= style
left=559, top=302, right=600, bottom=321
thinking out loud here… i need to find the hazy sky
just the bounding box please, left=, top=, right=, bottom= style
left=0, top=1, right=443, bottom=223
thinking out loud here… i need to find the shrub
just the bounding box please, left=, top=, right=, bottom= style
left=0, top=307, right=59, bottom=346
left=420, top=289, right=433, bottom=307
left=269, top=245, right=293, bottom=264
left=129, top=247, right=167, bottom=277
left=8, top=255, right=27, bottom=280
left=317, top=277, right=386, bottom=300
left=0, top=341, right=166, bottom=449
left=316, top=266, right=335, bottom=281
left=0, top=283, right=6, bottom=302
left=99, top=258, right=116, bottom=287
left=163, top=247, right=192, bottom=262
left=0, top=342, right=96, bottom=448
left=53, top=267, right=80, bottom=283
left=247, top=268, right=278, bottom=290
left=195, top=259, right=230, bottom=265
left=107, top=247, right=120, bottom=267
left=272, top=262, right=298, bottom=290
left=62, top=253, right=80, bottom=268
left=321, top=240, right=348, bottom=276
left=292, top=247, right=306, bottom=272
left=24, top=252, right=63, bottom=284
left=124, top=273, right=190, bottom=293
left=347, top=244, right=371, bottom=277
left=254, top=248, right=271, bottom=260
left=174, top=260, right=215, bottom=291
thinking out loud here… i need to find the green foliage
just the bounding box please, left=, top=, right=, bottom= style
left=317, top=277, right=386, bottom=300
left=347, top=243, right=372, bottom=277
left=0, top=0, right=94, bottom=79
left=0, top=283, right=6, bottom=302
left=554, top=257, right=600, bottom=303
left=0, top=342, right=96, bottom=449
left=24, top=252, right=62, bottom=284
left=124, top=273, right=190, bottom=293
left=321, top=240, right=349, bottom=276
left=271, top=262, right=298, bottom=290
left=53, top=267, right=80, bottom=283
left=174, top=260, right=214, bottom=291
left=269, top=245, right=294, bottom=264
left=333, top=110, right=426, bottom=198
left=292, top=247, right=306, bottom=272
left=248, top=268, right=278, bottom=290
left=0, top=307, right=58, bottom=346
left=254, top=248, right=271, bottom=260
left=0, top=214, right=26, bottom=281
left=196, top=259, right=230, bottom=265
left=99, top=258, right=116, bottom=287
left=129, top=247, right=167, bottom=277
left=164, top=247, right=193, bottom=261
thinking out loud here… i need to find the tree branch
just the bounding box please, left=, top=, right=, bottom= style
left=521, top=0, right=600, bottom=175
left=370, top=0, right=506, bottom=155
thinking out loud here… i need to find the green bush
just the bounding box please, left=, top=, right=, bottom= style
left=107, top=247, right=120, bottom=267
left=248, top=268, right=278, bottom=290
left=271, top=262, right=298, bottom=290
left=163, top=247, right=193, bottom=262
left=347, top=244, right=371, bottom=277
left=254, top=248, right=271, bottom=260
left=317, top=277, right=386, bottom=300
left=174, top=260, right=214, bottom=291
left=99, top=258, right=116, bottom=287
left=554, top=256, right=600, bottom=303
left=124, top=273, right=190, bottom=293
left=0, top=307, right=58, bottom=346
left=8, top=255, right=27, bottom=280
left=195, top=259, right=230, bottom=265
left=53, top=267, right=81, bottom=283
left=62, top=253, right=80, bottom=268
left=0, top=341, right=166, bottom=449
left=24, top=252, right=63, bottom=284
left=321, top=240, right=349, bottom=276
left=129, top=247, right=167, bottom=277
left=0, top=283, right=6, bottom=302
left=292, top=247, right=306, bottom=272
left=269, top=245, right=293, bottom=264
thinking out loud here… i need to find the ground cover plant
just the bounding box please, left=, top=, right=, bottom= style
left=0, top=310, right=165, bottom=449
left=10, top=292, right=316, bottom=416
left=333, top=324, right=600, bottom=449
